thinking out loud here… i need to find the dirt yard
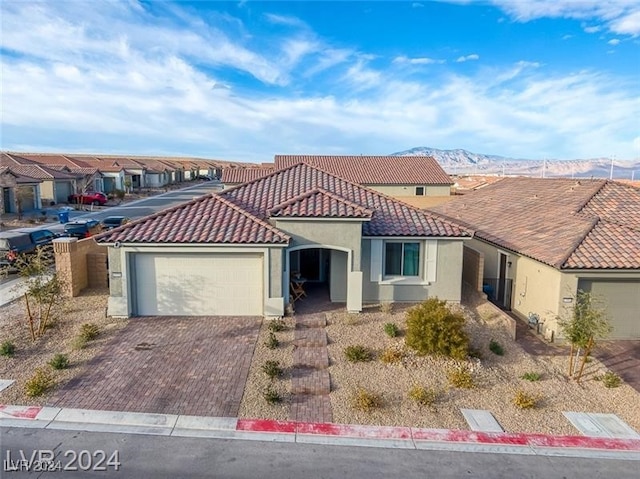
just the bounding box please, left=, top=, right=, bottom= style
left=0, top=289, right=127, bottom=406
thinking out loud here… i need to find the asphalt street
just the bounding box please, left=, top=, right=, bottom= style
left=2, top=427, right=637, bottom=479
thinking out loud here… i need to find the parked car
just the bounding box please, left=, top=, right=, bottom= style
left=100, top=216, right=130, bottom=230
left=196, top=175, right=213, bottom=181
left=62, top=220, right=102, bottom=239
left=67, top=191, right=108, bottom=206
left=0, top=229, right=59, bottom=271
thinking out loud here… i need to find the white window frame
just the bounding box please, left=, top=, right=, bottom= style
left=369, top=239, right=438, bottom=285
left=383, top=241, right=421, bottom=278
left=415, top=186, right=425, bottom=196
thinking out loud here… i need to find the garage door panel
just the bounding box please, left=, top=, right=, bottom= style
left=578, top=280, right=640, bottom=339
left=135, top=254, right=263, bottom=316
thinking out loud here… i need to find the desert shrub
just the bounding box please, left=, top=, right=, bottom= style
left=265, top=332, right=279, bottom=349
left=0, top=340, right=15, bottom=357
left=408, top=385, right=437, bottom=407
left=25, top=368, right=55, bottom=397
left=383, top=322, right=399, bottom=338
left=343, top=313, right=361, bottom=326
left=599, top=371, right=622, bottom=388
left=447, top=366, right=475, bottom=389
left=79, top=323, right=100, bottom=341
left=268, top=319, right=286, bottom=332
left=71, top=336, right=88, bottom=350
left=405, top=298, right=469, bottom=359
left=351, top=387, right=383, bottom=412
left=380, top=346, right=404, bottom=364
left=380, top=302, right=393, bottom=314
left=344, top=345, right=373, bottom=363
left=489, top=339, right=505, bottom=356
left=468, top=347, right=483, bottom=359
left=262, top=360, right=283, bottom=379
left=521, top=372, right=541, bottom=382
left=113, top=189, right=125, bottom=200
left=513, top=389, right=542, bottom=409
left=263, top=385, right=281, bottom=404
left=49, top=353, right=69, bottom=370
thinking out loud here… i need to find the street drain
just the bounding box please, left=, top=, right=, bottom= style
left=134, top=342, right=156, bottom=351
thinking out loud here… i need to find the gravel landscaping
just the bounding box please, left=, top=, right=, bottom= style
left=239, top=299, right=640, bottom=436
left=0, top=289, right=127, bottom=406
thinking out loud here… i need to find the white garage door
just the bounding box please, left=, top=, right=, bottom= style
left=134, top=253, right=263, bottom=316
left=578, top=279, right=640, bottom=339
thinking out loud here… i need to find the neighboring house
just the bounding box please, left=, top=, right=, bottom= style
left=221, top=167, right=275, bottom=187
left=430, top=178, right=640, bottom=340
left=273, top=155, right=453, bottom=199
left=1, top=153, right=76, bottom=205
left=97, top=163, right=471, bottom=318
left=0, top=167, right=42, bottom=214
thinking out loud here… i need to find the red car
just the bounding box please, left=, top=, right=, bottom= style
left=67, top=191, right=108, bottom=206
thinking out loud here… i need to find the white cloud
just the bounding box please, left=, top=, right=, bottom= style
left=456, top=54, right=480, bottom=62
left=489, top=0, right=640, bottom=36
left=583, top=25, right=601, bottom=33
left=263, top=13, right=307, bottom=28
left=562, top=34, right=573, bottom=40
left=608, top=38, right=621, bottom=45
left=393, top=56, right=445, bottom=65
left=412, top=2, right=425, bottom=8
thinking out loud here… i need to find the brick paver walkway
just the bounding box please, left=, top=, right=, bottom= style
left=289, top=285, right=336, bottom=423
left=50, top=316, right=261, bottom=417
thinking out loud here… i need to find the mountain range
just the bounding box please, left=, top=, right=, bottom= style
left=392, top=147, right=639, bottom=180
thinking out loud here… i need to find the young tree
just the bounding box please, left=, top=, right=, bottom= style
left=14, top=248, right=66, bottom=341
left=557, top=290, right=612, bottom=383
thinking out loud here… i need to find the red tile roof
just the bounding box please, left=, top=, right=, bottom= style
left=222, top=167, right=275, bottom=184
left=429, top=178, right=640, bottom=269
left=269, top=187, right=373, bottom=219
left=0, top=154, right=78, bottom=180
left=223, top=163, right=469, bottom=237
left=274, top=155, right=452, bottom=185
left=96, top=193, right=290, bottom=245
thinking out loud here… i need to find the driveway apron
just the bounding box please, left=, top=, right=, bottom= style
left=50, top=316, right=261, bottom=417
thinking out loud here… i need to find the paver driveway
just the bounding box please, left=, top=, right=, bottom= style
left=50, top=316, right=261, bottom=417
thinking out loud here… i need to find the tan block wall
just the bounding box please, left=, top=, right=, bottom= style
left=54, top=238, right=107, bottom=297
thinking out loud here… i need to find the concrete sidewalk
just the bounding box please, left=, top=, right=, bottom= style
left=1, top=405, right=639, bottom=460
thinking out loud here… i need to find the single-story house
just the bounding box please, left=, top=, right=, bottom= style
left=0, top=167, right=42, bottom=214
left=273, top=155, right=453, bottom=199
left=430, top=178, right=640, bottom=340
left=97, top=162, right=471, bottom=318
left=221, top=167, right=276, bottom=187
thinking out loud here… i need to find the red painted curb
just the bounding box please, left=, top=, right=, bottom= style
left=0, top=405, right=42, bottom=419
left=238, top=419, right=640, bottom=451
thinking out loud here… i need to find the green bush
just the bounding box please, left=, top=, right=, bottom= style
left=268, top=319, right=286, bottom=332
left=601, top=371, right=622, bottom=388
left=351, top=387, right=383, bottom=412
left=49, top=353, right=69, bottom=370
left=405, top=298, right=469, bottom=359
left=25, top=368, right=55, bottom=397
left=344, top=345, right=373, bottom=363
left=383, top=322, right=399, bottom=338
left=489, top=339, right=505, bottom=356
left=447, top=366, right=475, bottom=389
left=262, top=360, right=283, bottom=379
left=408, top=386, right=437, bottom=407
left=521, top=372, right=541, bottom=381
left=265, top=332, right=279, bottom=350
left=71, top=336, right=88, bottom=350
left=263, top=385, right=281, bottom=404
left=79, top=323, right=100, bottom=341
left=113, top=188, right=125, bottom=200
left=0, top=340, right=15, bottom=357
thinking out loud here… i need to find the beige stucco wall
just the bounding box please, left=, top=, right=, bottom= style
left=275, top=219, right=363, bottom=270
left=361, top=239, right=464, bottom=303
left=366, top=184, right=451, bottom=197
left=39, top=180, right=55, bottom=205
left=330, top=249, right=348, bottom=302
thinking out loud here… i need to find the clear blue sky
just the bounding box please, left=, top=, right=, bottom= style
left=1, top=1, right=639, bottom=162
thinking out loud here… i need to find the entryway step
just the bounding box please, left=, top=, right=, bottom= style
left=563, top=412, right=640, bottom=439
left=296, top=314, right=327, bottom=328
left=290, top=394, right=332, bottom=424
left=293, top=346, right=329, bottom=369
left=460, top=409, right=504, bottom=433
left=292, top=368, right=331, bottom=395
left=294, top=328, right=327, bottom=347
